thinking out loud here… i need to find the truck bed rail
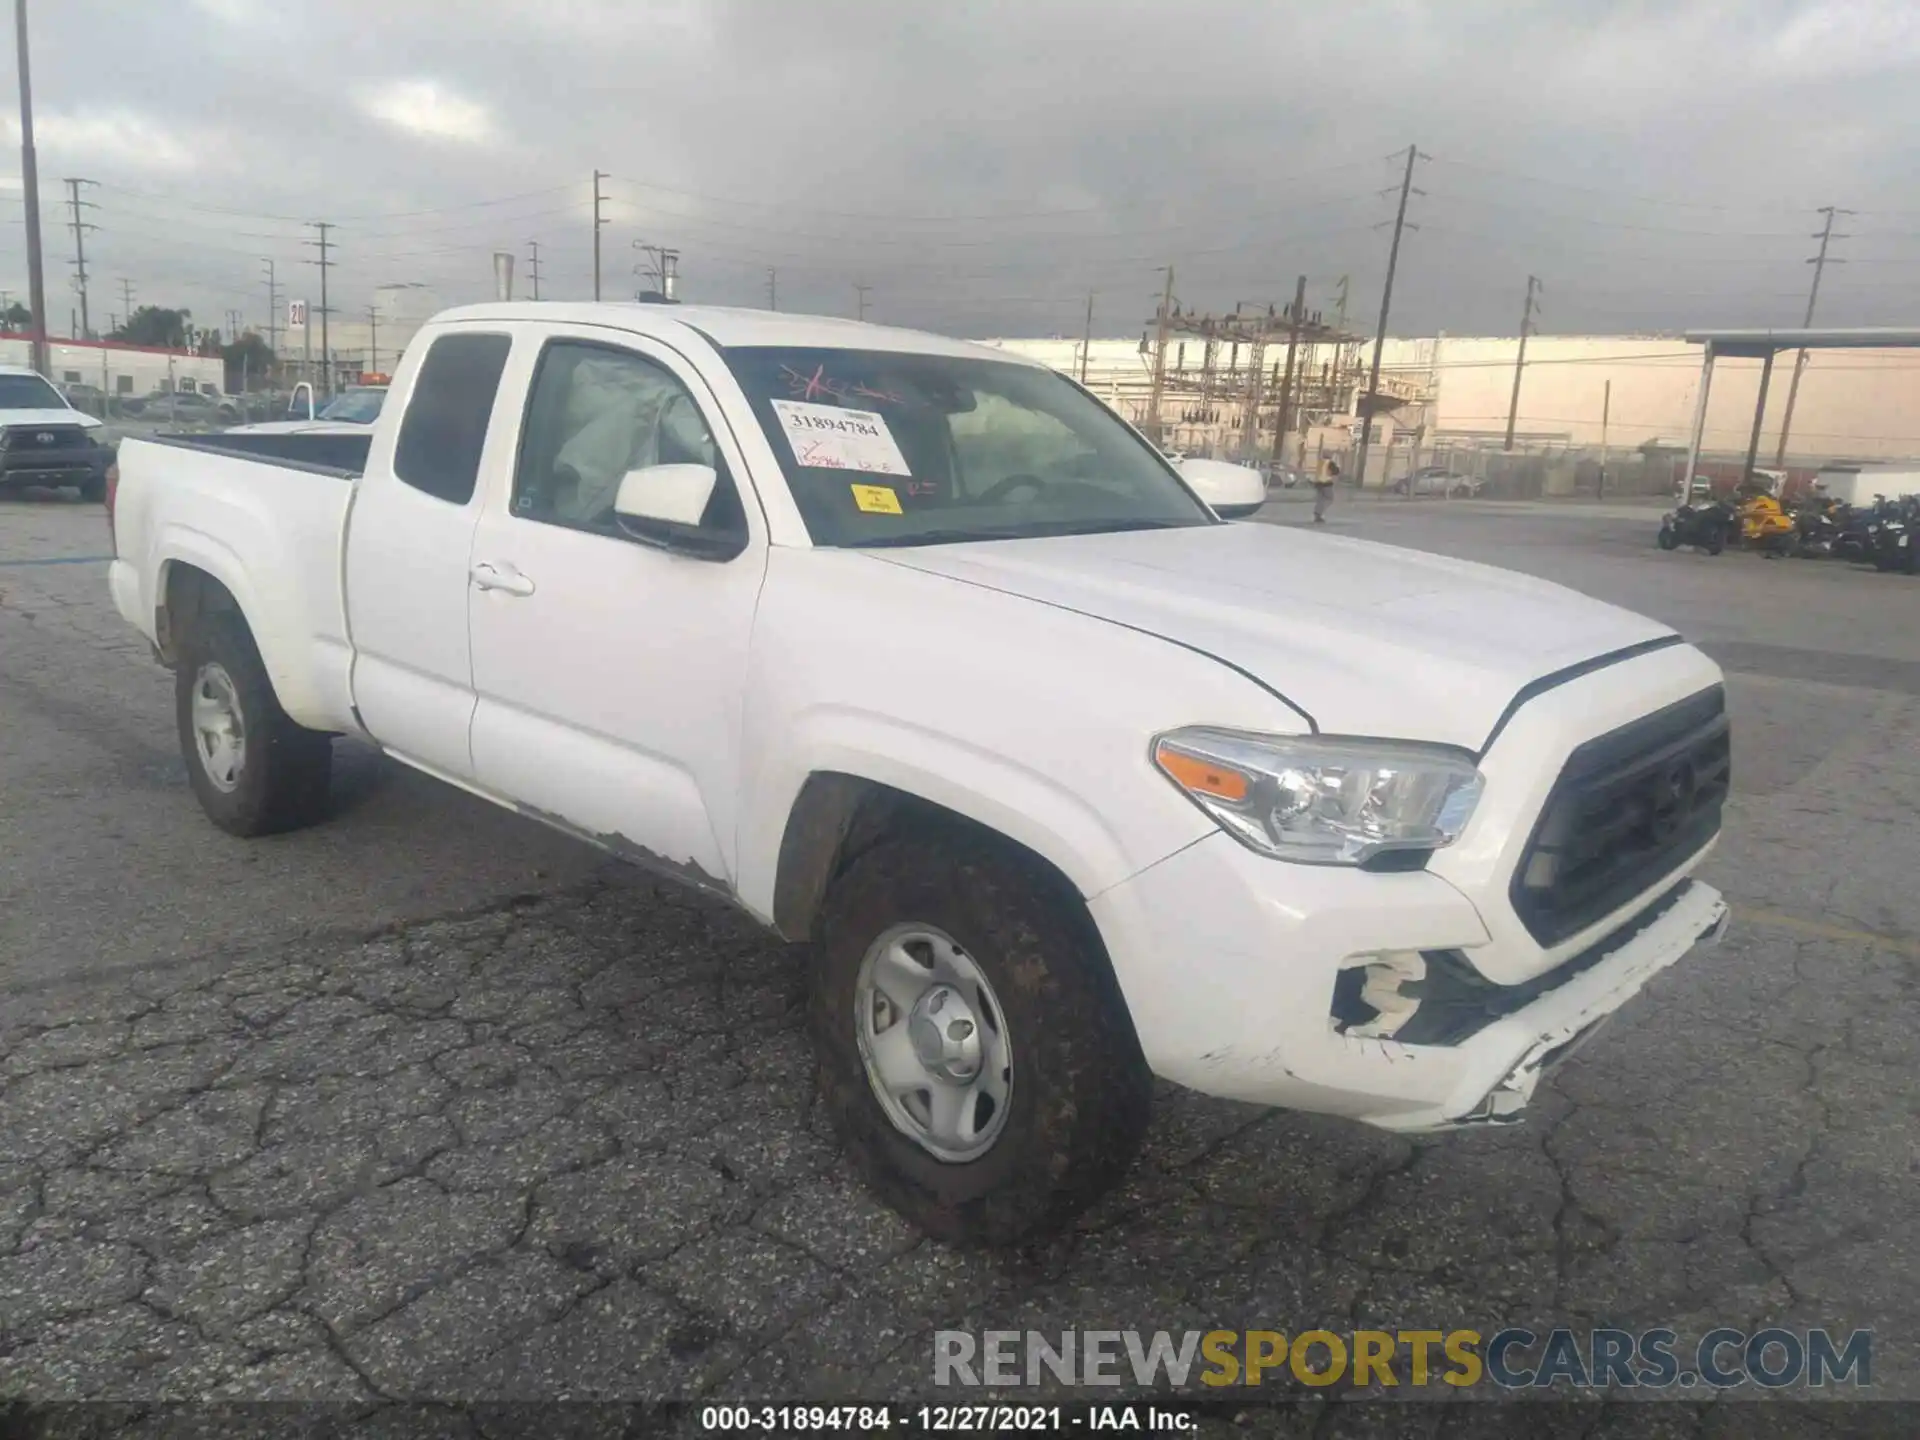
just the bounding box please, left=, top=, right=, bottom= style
left=143, top=430, right=368, bottom=480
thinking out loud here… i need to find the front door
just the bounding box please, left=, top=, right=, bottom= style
left=344, top=328, right=515, bottom=780
left=466, top=333, right=768, bottom=889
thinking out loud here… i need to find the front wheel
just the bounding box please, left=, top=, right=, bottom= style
left=175, top=610, right=333, bottom=837
left=811, top=826, right=1151, bottom=1247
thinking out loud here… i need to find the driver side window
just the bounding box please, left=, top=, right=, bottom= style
left=513, top=340, right=745, bottom=538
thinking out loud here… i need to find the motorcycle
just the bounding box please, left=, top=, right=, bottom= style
left=1833, top=498, right=1887, bottom=563
left=1657, top=498, right=1735, bottom=554
left=1737, top=491, right=1797, bottom=557
left=1787, top=492, right=1844, bottom=558
left=1870, top=498, right=1918, bottom=573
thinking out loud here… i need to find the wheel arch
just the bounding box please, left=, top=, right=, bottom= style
left=154, top=549, right=323, bottom=723
left=771, top=773, right=1117, bottom=964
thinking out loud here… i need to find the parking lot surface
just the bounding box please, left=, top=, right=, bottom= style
left=3, top=487, right=1917, bottom=1428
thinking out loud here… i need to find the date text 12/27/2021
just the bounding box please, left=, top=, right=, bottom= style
left=698, top=1404, right=1198, bottom=1431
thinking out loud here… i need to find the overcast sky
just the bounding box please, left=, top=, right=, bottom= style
left=4, top=0, right=1919, bottom=345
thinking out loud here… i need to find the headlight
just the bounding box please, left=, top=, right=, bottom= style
left=1152, top=728, right=1484, bottom=865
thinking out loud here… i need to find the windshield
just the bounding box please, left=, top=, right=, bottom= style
left=719, top=346, right=1214, bottom=547
left=0, top=374, right=69, bottom=411
left=316, top=388, right=386, bottom=423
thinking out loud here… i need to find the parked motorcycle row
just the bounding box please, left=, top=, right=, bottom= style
left=1659, top=486, right=1917, bottom=572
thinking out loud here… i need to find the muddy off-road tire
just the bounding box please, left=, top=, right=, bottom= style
left=811, top=826, right=1152, bottom=1247
left=175, top=610, right=333, bottom=837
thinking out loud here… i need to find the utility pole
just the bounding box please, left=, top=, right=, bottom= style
left=365, top=303, right=379, bottom=376
left=1598, top=379, right=1611, bottom=499
left=304, top=221, right=333, bottom=396
left=1774, top=205, right=1852, bottom=467
left=1354, top=146, right=1425, bottom=490
left=633, top=240, right=679, bottom=300
left=526, top=239, right=541, bottom=300
left=854, top=282, right=870, bottom=321
left=1145, top=264, right=1175, bottom=446
left=63, top=177, right=96, bottom=339
left=1079, top=291, right=1094, bottom=384
left=1272, top=274, right=1307, bottom=467
left=16, top=0, right=49, bottom=374
left=259, top=260, right=278, bottom=358
left=592, top=170, right=607, bottom=300
left=766, top=267, right=777, bottom=311
left=1503, top=274, right=1542, bottom=451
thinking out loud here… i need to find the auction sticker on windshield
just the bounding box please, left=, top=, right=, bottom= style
left=772, top=399, right=911, bottom=476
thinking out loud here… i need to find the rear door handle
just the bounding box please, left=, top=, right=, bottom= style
left=470, top=561, right=535, bottom=597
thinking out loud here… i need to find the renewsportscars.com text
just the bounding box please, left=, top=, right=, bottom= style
left=934, top=1327, right=1872, bottom=1391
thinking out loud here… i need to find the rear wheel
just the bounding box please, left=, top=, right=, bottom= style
left=1657, top=525, right=1679, bottom=550
left=175, top=610, right=333, bottom=836
left=810, top=825, right=1151, bottom=1247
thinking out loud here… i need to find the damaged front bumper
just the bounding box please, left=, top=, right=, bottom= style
left=1381, top=882, right=1729, bottom=1131
left=1087, top=830, right=1729, bottom=1131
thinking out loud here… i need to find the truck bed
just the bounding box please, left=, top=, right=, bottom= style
left=109, top=435, right=362, bottom=732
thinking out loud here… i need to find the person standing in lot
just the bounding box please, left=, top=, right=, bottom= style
left=1313, top=457, right=1340, bottom=523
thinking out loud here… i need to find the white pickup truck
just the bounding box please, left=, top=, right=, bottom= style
left=105, top=303, right=1731, bottom=1246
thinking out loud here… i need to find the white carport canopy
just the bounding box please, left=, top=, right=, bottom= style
left=1681, top=327, right=1920, bottom=488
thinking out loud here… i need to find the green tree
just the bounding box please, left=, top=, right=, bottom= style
left=222, top=331, right=277, bottom=392
left=112, top=306, right=192, bottom=348
left=1, top=303, right=28, bottom=331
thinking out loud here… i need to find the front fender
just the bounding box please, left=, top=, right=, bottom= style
left=731, top=549, right=1307, bottom=926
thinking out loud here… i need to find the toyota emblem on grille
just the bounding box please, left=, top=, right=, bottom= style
left=35, top=432, right=53, bottom=445
left=1647, top=758, right=1698, bottom=842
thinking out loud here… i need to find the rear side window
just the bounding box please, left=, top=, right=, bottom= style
left=392, top=332, right=512, bottom=504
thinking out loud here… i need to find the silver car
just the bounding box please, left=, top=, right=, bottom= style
left=1394, top=466, right=1482, bottom=497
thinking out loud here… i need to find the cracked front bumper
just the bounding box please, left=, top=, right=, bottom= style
left=1088, top=830, right=1729, bottom=1130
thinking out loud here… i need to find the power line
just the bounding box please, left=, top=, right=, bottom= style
left=89, top=180, right=578, bottom=224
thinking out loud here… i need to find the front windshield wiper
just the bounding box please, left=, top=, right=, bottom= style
left=851, top=518, right=1196, bottom=549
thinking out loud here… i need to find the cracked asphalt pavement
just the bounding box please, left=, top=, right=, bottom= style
left=2, top=489, right=1917, bottom=1430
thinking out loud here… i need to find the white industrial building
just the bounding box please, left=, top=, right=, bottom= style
left=1, top=336, right=223, bottom=397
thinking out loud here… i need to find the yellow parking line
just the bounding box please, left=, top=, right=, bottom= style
left=1737, top=907, right=1920, bottom=957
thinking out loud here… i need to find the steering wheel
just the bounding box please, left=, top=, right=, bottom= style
left=979, top=472, right=1048, bottom=505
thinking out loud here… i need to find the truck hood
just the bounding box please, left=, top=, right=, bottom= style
left=0, top=409, right=101, bottom=430
left=868, top=522, right=1677, bottom=751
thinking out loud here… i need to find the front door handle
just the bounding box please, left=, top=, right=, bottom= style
left=470, top=561, right=536, bottom=597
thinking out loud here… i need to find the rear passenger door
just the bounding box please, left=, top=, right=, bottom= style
left=344, top=328, right=515, bottom=781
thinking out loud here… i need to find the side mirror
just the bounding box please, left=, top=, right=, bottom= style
left=612, top=463, right=741, bottom=559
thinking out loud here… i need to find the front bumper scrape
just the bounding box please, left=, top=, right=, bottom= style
left=1381, top=882, right=1731, bottom=1132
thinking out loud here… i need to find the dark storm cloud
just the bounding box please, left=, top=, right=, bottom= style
left=4, top=0, right=1918, bottom=339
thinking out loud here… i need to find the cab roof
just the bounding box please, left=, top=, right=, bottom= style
left=427, top=303, right=1041, bottom=366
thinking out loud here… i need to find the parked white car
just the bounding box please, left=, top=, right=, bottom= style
left=104, top=302, right=1732, bottom=1245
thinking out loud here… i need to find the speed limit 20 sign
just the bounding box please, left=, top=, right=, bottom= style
left=288, top=299, right=308, bottom=328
